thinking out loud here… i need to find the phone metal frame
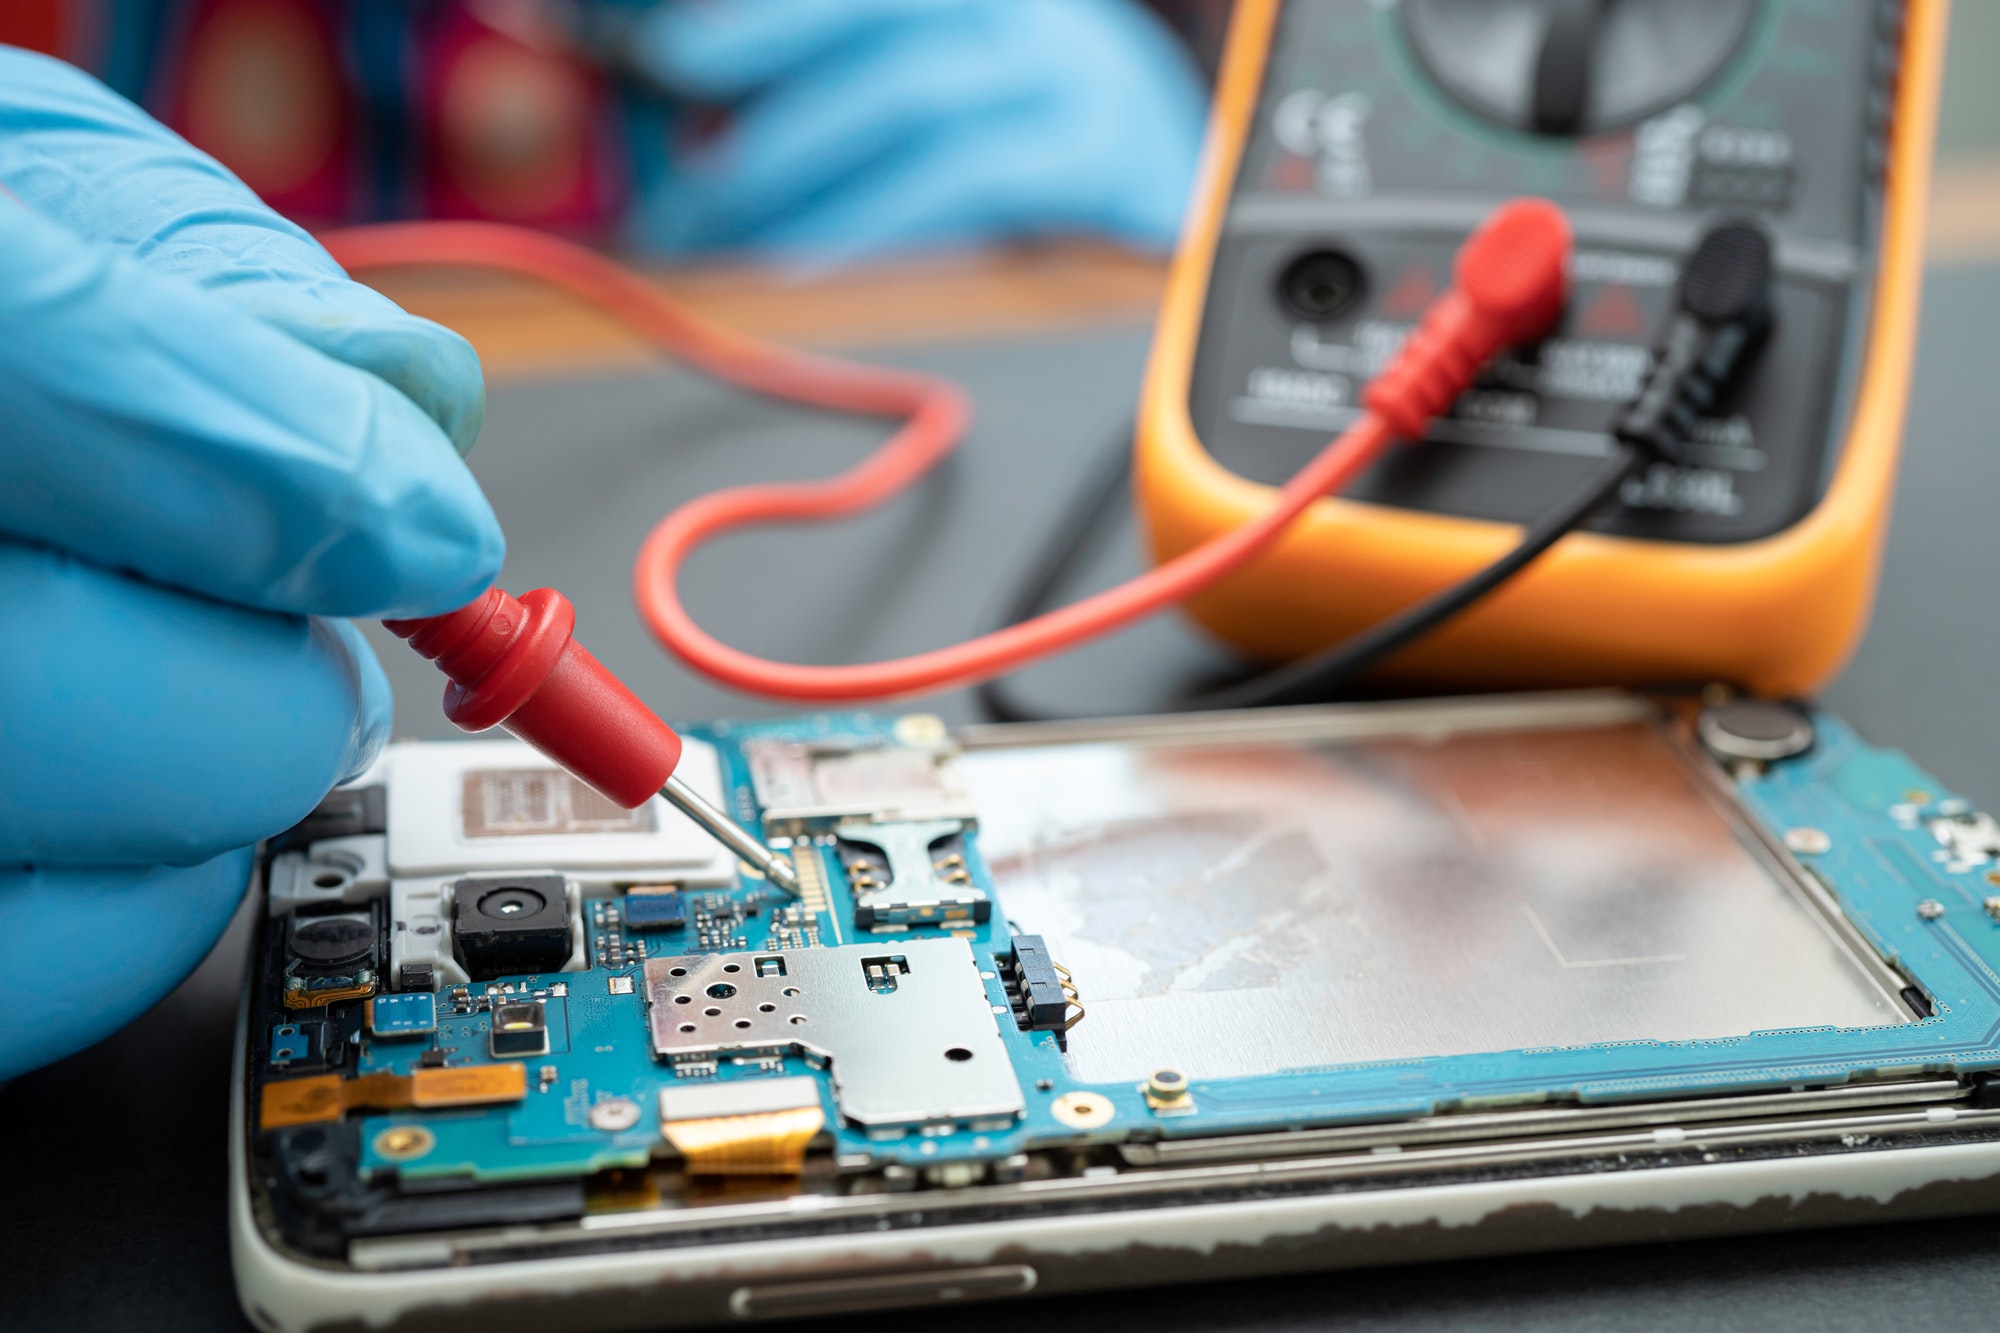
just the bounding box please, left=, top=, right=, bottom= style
left=232, top=692, right=2000, bottom=1332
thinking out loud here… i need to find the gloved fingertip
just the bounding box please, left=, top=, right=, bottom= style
left=377, top=317, right=487, bottom=456
left=239, top=283, right=489, bottom=457
left=446, top=374, right=488, bottom=457
left=420, top=508, right=507, bottom=620
left=326, top=381, right=507, bottom=619
left=354, top=318, right=488, bottom=457
left=317, top=618, right=393, bottom=784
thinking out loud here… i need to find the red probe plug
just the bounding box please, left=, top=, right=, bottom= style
left=387, top=586, right=677, bottom=807
left=1363, top=198, right=1571, bottom=439
left=385, top=587, right=800, bottom=891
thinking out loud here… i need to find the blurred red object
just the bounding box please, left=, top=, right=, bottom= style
left=0, top=0, right=78, bottom=57
left=13, top=0, right=620, bottom=234
left=162, top=0, right=355, bottom=222
left=417, top=6, right=623, bottom=234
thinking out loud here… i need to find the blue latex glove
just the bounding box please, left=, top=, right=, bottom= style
left=0, top=49, right=505, bottom=1082
left=619, top=0, right=1208, bottom=260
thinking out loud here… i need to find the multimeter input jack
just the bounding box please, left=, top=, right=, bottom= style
left=1277, top=248, right=1366, bottom=322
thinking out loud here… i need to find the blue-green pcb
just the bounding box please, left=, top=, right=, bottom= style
left=258, top=702, right=2000, bottom=1196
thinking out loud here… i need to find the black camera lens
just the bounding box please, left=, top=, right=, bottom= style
left=479, top=886, right=548, bottom=918
left=1278, top=249, right=1366, bottom=321
left=454, top=873, right=571, bottom=979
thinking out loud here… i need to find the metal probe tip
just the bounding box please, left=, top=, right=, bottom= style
left=658, top=774, right=801, bottom=895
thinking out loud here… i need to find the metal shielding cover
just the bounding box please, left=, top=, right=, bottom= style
left=643, top=940, right=1023, bottom=1127
left=746, top=740, right=978, bottom=833
left=960, top=711, right=1913, bottom=1085
left=834, top=817, right=991, bottom=927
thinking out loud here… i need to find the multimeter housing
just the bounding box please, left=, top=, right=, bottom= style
left=1137, top=0, right=1943, bottom=695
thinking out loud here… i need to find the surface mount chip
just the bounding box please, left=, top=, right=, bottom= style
left=365, top=993, right=437, bottom=1040
left=623, top=889, right=688, bottom=930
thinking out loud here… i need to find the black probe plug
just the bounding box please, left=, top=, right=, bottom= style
left=976, top=217, right=1785, bottom=720
left=1614, top=219, right=1775, bottom=465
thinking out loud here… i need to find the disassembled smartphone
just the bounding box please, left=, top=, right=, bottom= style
left=233, top=691, right=2000, bottom=1330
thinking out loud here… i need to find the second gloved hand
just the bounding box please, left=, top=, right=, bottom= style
left=618, top=0, right=1209, bottom=260
left=0, top=49, right=505, bottom=1081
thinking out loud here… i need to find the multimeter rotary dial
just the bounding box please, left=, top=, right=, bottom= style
left=1403, top=0, right=1760, bottom=135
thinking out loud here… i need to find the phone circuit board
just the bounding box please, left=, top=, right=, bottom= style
left=247, top=695, right=2000, bottom=1258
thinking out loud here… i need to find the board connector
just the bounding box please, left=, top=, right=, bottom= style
left=998, top=935, right=1070, bottom=1034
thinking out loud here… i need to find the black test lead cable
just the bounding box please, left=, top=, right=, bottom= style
left=977, top=217, right=1776, bottom=723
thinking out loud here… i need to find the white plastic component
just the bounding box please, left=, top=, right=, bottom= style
left=268, top=835, right=389, bottom=915
left=383, top=739, right=737, bottom=884
left=561, top=880, right=587, bottom=973
left=390, top=876, right=589, bottom=989
left=388, top=877, right=470, bottom=989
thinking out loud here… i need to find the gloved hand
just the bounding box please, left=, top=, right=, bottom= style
left=613, top=0, right=1209, bottom=260
left=0, top=49, right=505, bottom=1082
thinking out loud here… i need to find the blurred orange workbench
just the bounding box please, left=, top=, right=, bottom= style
left=359, top=242, right=1170, bottom=384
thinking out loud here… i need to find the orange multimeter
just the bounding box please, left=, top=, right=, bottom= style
left=1137, top=0, right=1946, bottom=696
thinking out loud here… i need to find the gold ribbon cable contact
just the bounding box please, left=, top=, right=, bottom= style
left=259, top=1063, right=529, bottom=1130
left=661, top=1105, right=826, bottom=1176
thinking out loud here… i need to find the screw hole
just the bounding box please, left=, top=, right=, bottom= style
left=945, top=1047, right=973, bottom=1062
left=311, top=871, right=345, bottom=889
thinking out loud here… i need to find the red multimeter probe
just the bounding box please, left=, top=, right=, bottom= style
left=386, top=589, right=802, bottom=892
left=362, top=198, right=1572, bottom=873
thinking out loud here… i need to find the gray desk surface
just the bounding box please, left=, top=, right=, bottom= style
left=6, top=263, right=1999, bottom=1332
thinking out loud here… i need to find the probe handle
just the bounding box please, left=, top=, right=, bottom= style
left=386, top=587, right=684, bottom=808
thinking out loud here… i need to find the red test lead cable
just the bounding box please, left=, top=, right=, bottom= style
left=634, top=197, right=1568, bottom=698
left=341, top=198, right=1568, bottom=842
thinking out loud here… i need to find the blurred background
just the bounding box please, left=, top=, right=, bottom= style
left=0, top=0, right=1226, bottom=258
left=5, top=0, right=1995, bottom=787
